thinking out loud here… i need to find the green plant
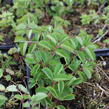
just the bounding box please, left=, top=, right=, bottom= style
left=0, top=53, right=15, bottom=70
left=81, top=10, right=100, bottom=25
left=0, top=0, right=99, bottom=108
left=81, top=14, right=92, bottom=25
left=0, top=11, right=14, bottom=27
left=17, top=28, right=96, bottom=108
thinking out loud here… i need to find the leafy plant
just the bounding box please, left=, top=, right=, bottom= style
left=22, top=28, right=96, bottom=108
left=0, top=0, right=99, bottom=108
left=81, top=10, right=100, bottom=25
left=81, top=14, right=92, bottom=25
left=0, top=11, right=14, bottom=27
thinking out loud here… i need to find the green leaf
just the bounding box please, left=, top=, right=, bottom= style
left=69, top=57, right=81, bottom=71
left=39, top=40, right=53, bottom=50
left=23, top=95, right=30, bottom=100
left=0, top=96, right=7, bottom=107
left=28, top=29, right=32, bottom=39
left=46, top=35, right=57, bottom=44
left=64, top=0, right=74, bottom=5
left=31, top=92, right=47, bottom=101
left=76, top=37, right=83, bottom=46
left=0, top=95, right=7, bottom=106
left=15, top=36, right=26, bottom=42
left=39, top=51, right=50, bottom=63
left=0, top=35, right=3, bottom=41
left=0, top=69, right=3, bottom=78
left=67, top=77, right=83, bottom=86
left=54, top=74, right=72, bottom=81
left=28, top=43, right=36, bottom=53
left=36, top=87, right=48, bottom=93
left=81, top=14, right=91, bottom=25
left=47, top=87, right=58, bottom=98
left=78, top=71, right=87, bottom=81
left=33, top=0, right=43, bottom=7
left=56, top=48, right=70, bottom=59
left=29, top=78, right=36, bottom=89
left=56, top=105, right=66, bottom=109
left=58, top=81, right=64, bottom=94
left=85, top=48, right=95, bottom=60
left=0, top=95, right=7, bottom=101
left=0, top=84, right=5, bottom=91
left=14, top=94, right=23, bottom=100
left=42, top=68, right=53, bottom=80
left=67, top=77, right=77, bottom=86
left=87, top=44, right=97, bottom=50
left=23, top=42, right=28, bottom=55
left=31, top=64, right=40, bottom=76
left=23, top=101, right=30, bottom=108
left=18, top=84, right=29, bottom=94
left=25, top=54, right=36, bottom=64
left=83, top=68, right=92, bottom=79
left=77, top=51, right=86, bottom=62
left=62, top=94, right=75, bottom=100
left=103, top=39, right=109, bottom=43
left=54, top=63, right=63, bottom=74
left=70, top=38, right=77, bottom=49
left=8, top=47, right=18, bottom=55
left=6, top=85, right=18, bottom=92
left=61, top=40, right=74, bottom=52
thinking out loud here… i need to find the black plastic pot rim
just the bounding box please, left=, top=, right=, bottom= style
left=94, top=48, right=109, bottom=57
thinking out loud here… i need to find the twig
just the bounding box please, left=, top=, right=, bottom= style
left=97, top=66, right=109, bottom=82
left=84, top=82, right=95, bottom=87
left=96, top=83, right=109, bottom=96
left=97, top=2, right=107, bottom=14
left=100, top=90, right=104, bottom=97
left=82, top=97, right=86, bottom=109
left=92, top=24, right=108, bottom=43
left=93, top=30, right=108, bottom=43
